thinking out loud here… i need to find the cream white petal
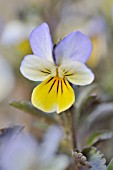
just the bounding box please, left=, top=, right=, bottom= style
left=59, top=61, right=94, bottom=86
left=20, top=55, right=56, bottom=81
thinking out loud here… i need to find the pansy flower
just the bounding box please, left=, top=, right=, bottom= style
left=20, top=23, right=94, bottom=113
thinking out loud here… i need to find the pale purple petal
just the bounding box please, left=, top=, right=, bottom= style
left=54, top=31, right=92, bottom=65
left=30, top=23, right=54, bottom=62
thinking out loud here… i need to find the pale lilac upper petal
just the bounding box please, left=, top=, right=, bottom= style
left=54, top=31, right=92, bottom=65
left=30, top=23, right=54, bottom=62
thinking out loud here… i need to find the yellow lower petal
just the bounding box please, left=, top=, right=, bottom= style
left=57, top=78, right=75, bottom=113
left=31, top=76, right=75, bottom=113
left=31, top=76, right=57, bottom=113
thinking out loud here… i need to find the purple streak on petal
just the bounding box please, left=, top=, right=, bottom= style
left=54, top=31, right=92, bottom=65
left=30, top=23, right=53, bottom=62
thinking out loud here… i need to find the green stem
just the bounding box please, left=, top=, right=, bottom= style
left=57, top=105, right=77, bottom=155
left=69, top=105, right=77, bottom=149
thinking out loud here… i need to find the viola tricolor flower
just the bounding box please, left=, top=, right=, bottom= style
left=20, top=23, right=94, bottom=113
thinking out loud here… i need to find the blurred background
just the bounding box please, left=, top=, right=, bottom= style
left=0, top=0, right=113, bottom=170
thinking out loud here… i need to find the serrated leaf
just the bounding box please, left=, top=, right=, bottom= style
left=87, top=131, right=113, bottom=146
left=107, top=158, right=113, bottom=170
left=10, top=100, right=58, bottom=125
left=72, top=149, right=91, bottom=169
left=82, top=147, right=106, bottom=170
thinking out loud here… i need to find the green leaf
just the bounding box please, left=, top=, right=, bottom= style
left=77, top=84, right=98, bottom=108
left=82, top=147, right=106, bottom=170
left=10, top=100, right=58, bottom=125
left=76, top=84, right=100, bottom=119
left=107, top=159, right=113, bottom=170
left=87, top=103, right=113, bottom=129
left=87, top=131, right=113, bottom=146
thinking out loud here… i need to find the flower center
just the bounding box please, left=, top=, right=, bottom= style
left=55, top=67, right=64, bottom=79
left=56, top=67, right=59, bottom=77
